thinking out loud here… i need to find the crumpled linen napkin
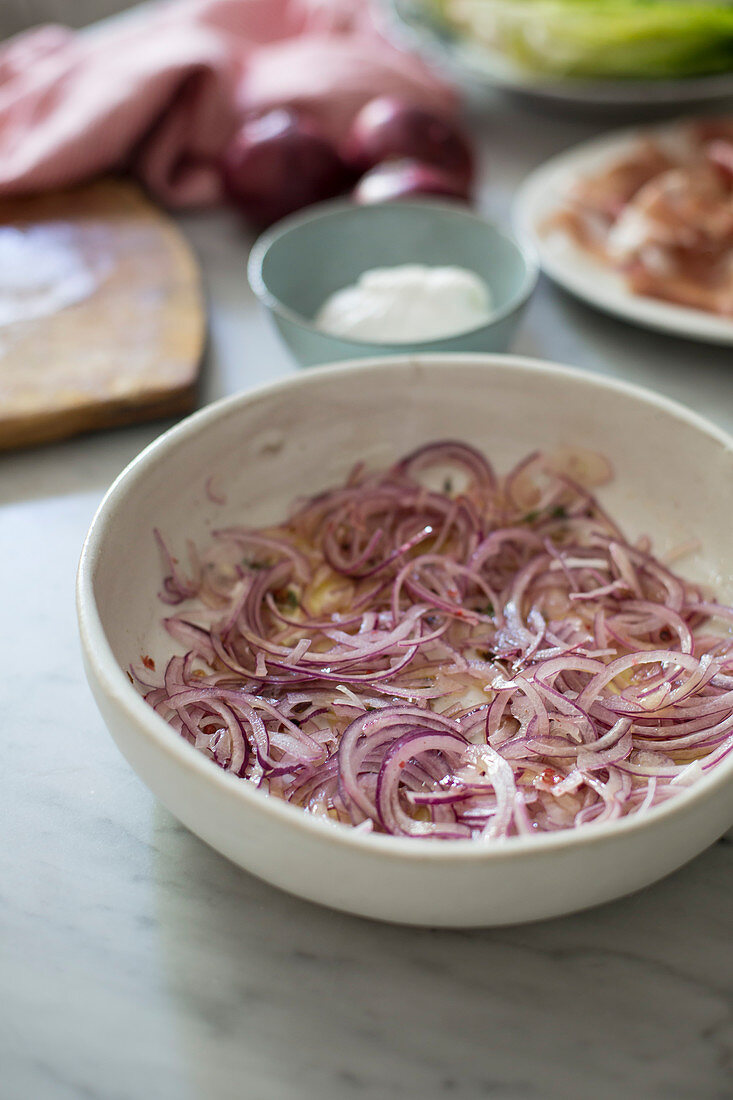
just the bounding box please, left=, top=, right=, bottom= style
left=0, top=0, right=455, bottom=206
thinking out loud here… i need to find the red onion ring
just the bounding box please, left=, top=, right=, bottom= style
left=141, top=442, right=733, bottom=840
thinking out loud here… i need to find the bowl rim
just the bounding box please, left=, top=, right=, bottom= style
left=246, top=198, right=539, bottom=349
left=77, top=353, right=733, bottom=862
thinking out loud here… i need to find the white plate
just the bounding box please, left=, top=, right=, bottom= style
left=514, top=123, right=733, bottom=345
left=384, top=0, right=733, bottom=110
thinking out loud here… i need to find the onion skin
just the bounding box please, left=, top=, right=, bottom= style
left=345, top=96, right=474, bottom=188
left=221, top=109, right=353, bottom=227
left=353, top=158, right=472, bottom=205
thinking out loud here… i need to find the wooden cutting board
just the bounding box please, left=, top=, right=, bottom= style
left=0, top=177, right=205, bottom=451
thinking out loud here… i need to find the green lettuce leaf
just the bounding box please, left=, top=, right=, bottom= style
left=431, top=0, right=733, bottom=78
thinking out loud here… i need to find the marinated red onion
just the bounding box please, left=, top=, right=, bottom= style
left=138, top=442, right=733, bottom=841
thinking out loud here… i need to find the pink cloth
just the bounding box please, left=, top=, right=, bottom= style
left=0, top=0, right=455, bottom=206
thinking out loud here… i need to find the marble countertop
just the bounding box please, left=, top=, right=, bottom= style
left=2, top=101, right=732, bottom=1100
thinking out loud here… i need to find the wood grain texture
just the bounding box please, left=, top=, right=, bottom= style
left=0, top=177, right=205, bottom=450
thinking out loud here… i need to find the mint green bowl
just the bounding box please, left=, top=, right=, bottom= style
left=247, top=200, right=538, bottom=366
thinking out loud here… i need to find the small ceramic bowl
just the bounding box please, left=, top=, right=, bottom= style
left=247, top=200, right=537, bottom=365
left=77, top=354, right=733, bottom=927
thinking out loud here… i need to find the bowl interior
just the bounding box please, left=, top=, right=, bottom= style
left=91, top=356, right=733, bottom=722
left=254, top=203, right=532, bottom=329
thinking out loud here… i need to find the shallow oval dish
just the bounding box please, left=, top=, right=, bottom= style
left=77, top=355, right=733, bottom=927
left=514, top=123, right=733, bottom=346
left=384, top=0, right=733, bottom=112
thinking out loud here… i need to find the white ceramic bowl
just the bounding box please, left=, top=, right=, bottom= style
left=77, top=355, right=733, bottom=927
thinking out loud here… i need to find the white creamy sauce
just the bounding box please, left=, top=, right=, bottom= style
left=0, top=224, right=100, bottom=327
left=314, top=264, right=493, bottom=343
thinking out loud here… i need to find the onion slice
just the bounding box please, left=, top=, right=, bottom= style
left=139, top=442, right=733, bottom=840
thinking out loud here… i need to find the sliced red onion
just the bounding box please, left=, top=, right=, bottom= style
left=140, top=443, right=733, bottom=840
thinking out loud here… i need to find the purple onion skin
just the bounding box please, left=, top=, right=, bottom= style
left=352, top=158, right=472, bottom=206
left=221, top=109, right=354, bottom=228
left=345, top=96, right=474, bottom=188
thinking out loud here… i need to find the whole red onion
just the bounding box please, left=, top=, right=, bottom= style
left=221, top=109, right=352, bottom=228
left=345, top=96, right=474, bottom=187
left=353, top=158, right=472, bottom=205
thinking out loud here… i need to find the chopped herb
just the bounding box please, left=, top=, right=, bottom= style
left=243, top=558, right=269, bottom=570
left=551, top=505, right=568, bottom=520
left=522, top=509, right=540, bottom=523
left=482, top=601, right=495, bottom=615
left=283, top=588, right=299, bottom=610
left=443, top=477, right=453, bottom=494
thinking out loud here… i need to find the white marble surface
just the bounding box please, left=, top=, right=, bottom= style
left=2, top=102, right=733, bottom=1100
